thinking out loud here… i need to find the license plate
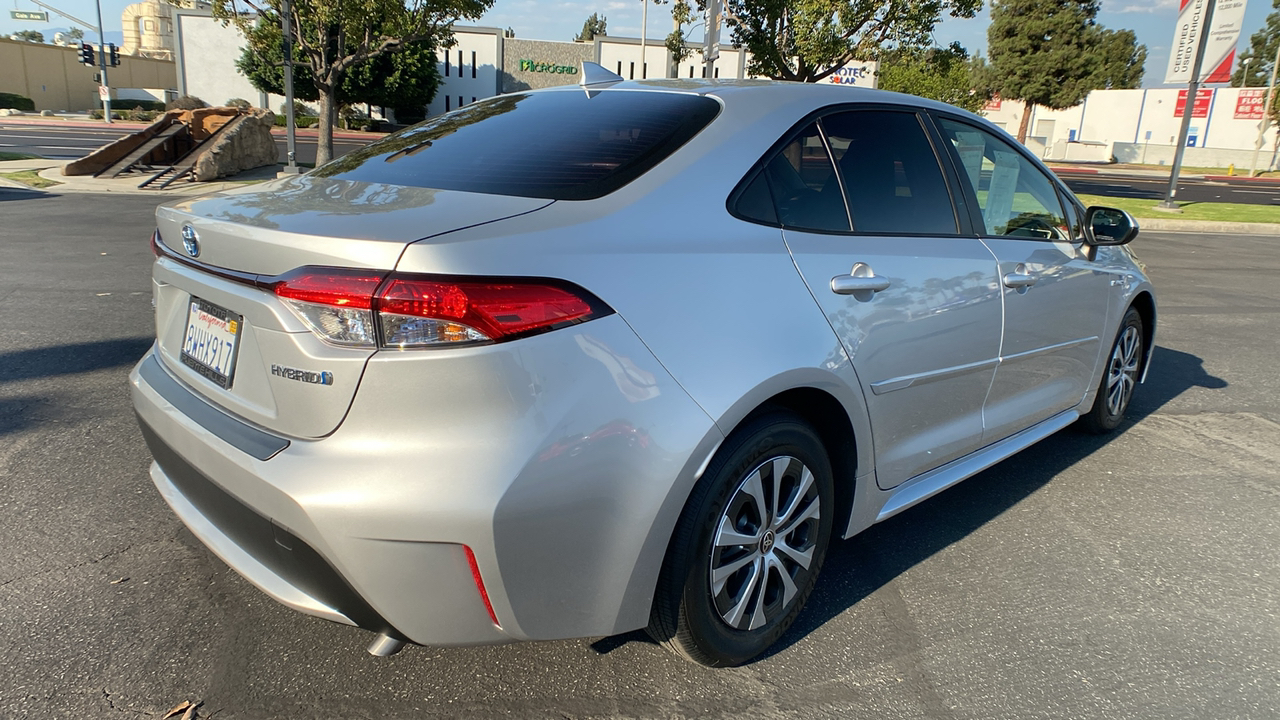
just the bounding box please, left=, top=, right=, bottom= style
left=180, top=297, right=243, bottom=389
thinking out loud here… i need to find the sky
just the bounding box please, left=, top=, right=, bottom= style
left=4, top=0, right=1277, bottom=88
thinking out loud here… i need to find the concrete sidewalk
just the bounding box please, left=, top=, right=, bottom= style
left=0, top=158, right=283, bottom=195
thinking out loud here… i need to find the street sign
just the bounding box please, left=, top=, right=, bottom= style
left=9, top=10, right=49, bottom=21
left=98, top=85, right=109, bottom=100
left=1165, top=0, right=1249, bottom=84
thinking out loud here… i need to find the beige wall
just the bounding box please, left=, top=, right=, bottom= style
left=0, top=38, right=176, bottom=112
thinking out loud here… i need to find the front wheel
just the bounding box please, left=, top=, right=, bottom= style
left=647, top=412, right=834, bottom=666
left=1081, top=307, right=1144, bottom=434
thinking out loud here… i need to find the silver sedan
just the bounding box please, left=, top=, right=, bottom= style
left=131, top=65, right=1155, bottom=667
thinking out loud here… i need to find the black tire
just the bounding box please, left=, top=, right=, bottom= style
left=1080, top=306, right=1144, bottom=434
left=647, top=411, right=835, bottom=667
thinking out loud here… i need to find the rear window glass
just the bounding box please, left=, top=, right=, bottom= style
left=311, top=91, right=720, bottom=200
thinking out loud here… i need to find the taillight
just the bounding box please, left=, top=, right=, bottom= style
left=150, top=230, right=162, bottom=257
left=271, top=268, right=609, bottom=349
left=272, top=268, right=386, bottom=347
left=377, top=277, right=601, bottom=348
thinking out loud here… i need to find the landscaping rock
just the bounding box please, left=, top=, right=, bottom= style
left=191, top=109, right=278, bottom=181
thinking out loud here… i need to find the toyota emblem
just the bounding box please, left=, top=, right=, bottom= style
left=181, top=224, right=200, bottom=257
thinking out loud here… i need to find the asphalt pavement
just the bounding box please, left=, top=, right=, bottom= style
left=0, top=189, right=1277, bottom=719
left=0, top=121, right=376, bottom=166
left=1057, top=169, right=1280, bottom=205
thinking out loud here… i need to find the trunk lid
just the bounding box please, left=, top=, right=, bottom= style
left=151, top=176, right=552, bottom=439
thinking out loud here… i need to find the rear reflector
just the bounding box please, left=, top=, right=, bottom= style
left=269, top=267, right=609, bottom=349
left=464, top=545, right=500, bottom=627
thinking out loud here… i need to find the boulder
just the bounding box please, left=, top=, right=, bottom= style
left=191, top=109, right=278, bottom=181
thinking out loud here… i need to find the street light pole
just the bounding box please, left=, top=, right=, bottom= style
left=93, top=0, right=111, bottom=123
left=281, top=0, right=299, bottom=173
left=640, top=0, right=647, bottom=79
left=1249, top=41, right=1280, bottom=177
left=1159, top=0, right=1216, bottom=211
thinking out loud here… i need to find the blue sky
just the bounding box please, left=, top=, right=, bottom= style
left=5, top=0, right=1275, bottom=87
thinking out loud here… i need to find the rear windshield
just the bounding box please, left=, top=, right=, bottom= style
left=311, top=90, right=721, bottom=200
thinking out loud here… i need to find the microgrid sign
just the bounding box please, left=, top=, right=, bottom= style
left=1165, top=0, right=1248, bottom=85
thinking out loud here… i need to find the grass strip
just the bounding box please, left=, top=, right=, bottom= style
left=0, top=151, right=41, bottom=161
left=1076, top=193, right=1280, bottom=224
left=1, top=170, right=61, bottom=189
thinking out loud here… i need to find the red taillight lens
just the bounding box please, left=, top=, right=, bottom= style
left=271, top=269, right=385, bottom=310
left=270, top=267, right=608, bottom=349
left=376, top=276, right=606, bottom=347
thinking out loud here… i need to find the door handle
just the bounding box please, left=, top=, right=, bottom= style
left=831, top=262, right=891, bottom=296
left=1002, top=263, right=1037, bottom=290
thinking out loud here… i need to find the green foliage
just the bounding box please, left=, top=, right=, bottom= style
left=722, top=0, right=981, bottom=82
left=665, top=1, right=694, bottom=65
left=123, top=99, right=167, bottom=112
left=166, top=95, right=208, bottom=110
left=127, top=107, right=158, bottom=122
left=211, top=0, right=492, bottom=164
left=238, top=21, right=441, bottom=121
left=987, top=0, right=1101, bottom=111
left=1090, top=28, right=1145, bottom=89
left=877, top=43, right=989, bottom=113
left=67, top=28, right=84, bottom=41
left=88, top=110, right=125, bottom=120
left=225, top=98, right=251, bottom=110
left=1233, top=0, right=1280, bottom=88
left=575, top=12, right=607, bottom=42
left=12, top=30, right=44, bottom=43
left=0, top=92, right=36, bottom=111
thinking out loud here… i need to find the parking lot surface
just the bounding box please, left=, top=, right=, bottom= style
left=0, top=188, right=1276, bottom=719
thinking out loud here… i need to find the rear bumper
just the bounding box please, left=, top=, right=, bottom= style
left=131, top=314, right=720, bottom=646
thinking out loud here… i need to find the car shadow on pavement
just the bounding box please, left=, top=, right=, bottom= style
left=0, top=188, right=57, bottom=201
left=0, top=337, right=153, bottom=384
left=590, top=345, right=1227, bottom=662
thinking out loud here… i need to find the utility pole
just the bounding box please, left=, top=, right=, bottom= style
left=704, top=0, right=721, bottom=79
left=93, top=0, right=111, bottom=123
left=1159, top=0, right=1216, bottom=210
left=1249, top=41, right=1280, bottom=177
left=640, top=0, right=648, bottom=79
left=281, top=0, right=300, bottom=173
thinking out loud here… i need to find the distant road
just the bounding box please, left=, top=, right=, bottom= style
left=1056, top=169, right=1280, bottom=206
left=0, top=121, right=377, bottom=166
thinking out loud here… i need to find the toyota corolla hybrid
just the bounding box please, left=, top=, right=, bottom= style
left=131, top=64, right=1154, bottom=667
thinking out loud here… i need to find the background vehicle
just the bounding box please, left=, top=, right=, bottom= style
left=131, top=66, right=1155, bottom=667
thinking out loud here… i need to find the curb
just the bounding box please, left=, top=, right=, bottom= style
left=1203, top=174, right=1280, bottom=184
left=1136, top=217, right=1280, bottom=235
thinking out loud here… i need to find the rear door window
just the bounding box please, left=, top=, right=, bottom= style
left=758, top=123, right=851, bottom=232
left=821, top=110, right=958, bottom=235
left=311, top=91, right=720, bottom=200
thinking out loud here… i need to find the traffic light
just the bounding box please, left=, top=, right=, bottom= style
left=108, top=43, right=120, bottom=67
left=77, top=42, right=95, bottom=66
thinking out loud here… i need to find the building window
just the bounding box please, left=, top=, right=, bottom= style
left=458, top=50, right=464, bottom=77
left=459, top=96, right=464, bottom=107
left=629, top=62, right=634, bottom=79
left=688, top=65, right=694, bottom=78
left=445, top=51, right=450, bottom=77
left=617, top=61, right=623, bottom=75
left=701, top=67, right=706, bottom=78
left=445, top=96, right=450, bottom=111
left=714, top=67, right=720, bottom=78
left=471, top=97, right=476, bottom=103
left=472, top=51, right=477, bottom=78
left=643, top=63, right=647, bottom=79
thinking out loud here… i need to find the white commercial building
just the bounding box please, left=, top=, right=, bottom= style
left=983, top=87, right=1280, bottom=169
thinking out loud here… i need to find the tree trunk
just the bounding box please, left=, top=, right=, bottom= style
left=316, top=87, right=337, bottom=166
left=1017, top=100, right=1034, bottom=144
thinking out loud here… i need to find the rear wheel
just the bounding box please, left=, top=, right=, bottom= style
left=647, top=412, right=834, bottom=666
left=1081, top=307, right=1144, bottom=434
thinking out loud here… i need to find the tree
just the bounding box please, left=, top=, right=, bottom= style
left=665, top=1, right=695, bottom=67
left=720, top=0, right=981, bottom=82
left=877, top=43, right=990, bottom=114
left=212, top=0, right=490, bottom=165
left=67, top=28, right=84, bottom=41
left=1090, top=28, right=1145, bottom=89
left=13, top=30, right=44, bottom=43
left=236, top=19, right=442, bottom=125
left=1232, top=0, right=1280, bottom=87
left=574, top=12, right=607, bottom=42
left=987, top=0, right=1103, bottom=143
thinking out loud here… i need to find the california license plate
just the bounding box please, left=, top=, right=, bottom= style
left=180, top=297, right=243, bottom=389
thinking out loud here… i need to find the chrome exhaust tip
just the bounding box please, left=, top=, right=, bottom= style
left=366, top=633, right=406, bottom=657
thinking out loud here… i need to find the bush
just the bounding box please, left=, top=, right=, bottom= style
left=225, top=98, right=251, bottom=110
left=0, top=92, right=36, bottom=111
left=128, top=107, right=157, bottom=122
left=122, top=99, right=166, bottom=112
left=165, top=95, right=207, bottom=111
left=278, top=101, right=316, bottom=117
left=88, top=109, right=102, bottom=119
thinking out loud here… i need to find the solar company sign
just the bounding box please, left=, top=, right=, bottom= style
left=822, top=61, right=879, bottom=88
left=519, top=59, right=578, bottom=75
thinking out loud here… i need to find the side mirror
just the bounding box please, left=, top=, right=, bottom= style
left=1084, top=206, right=1139, bottom=246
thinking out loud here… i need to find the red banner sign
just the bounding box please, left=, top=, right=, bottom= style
left=1175, top=88, right=1213, bottom=118
left=985, top=97, right=1002, bottom=111
left=1235, top=88, right=1266, bottom=120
